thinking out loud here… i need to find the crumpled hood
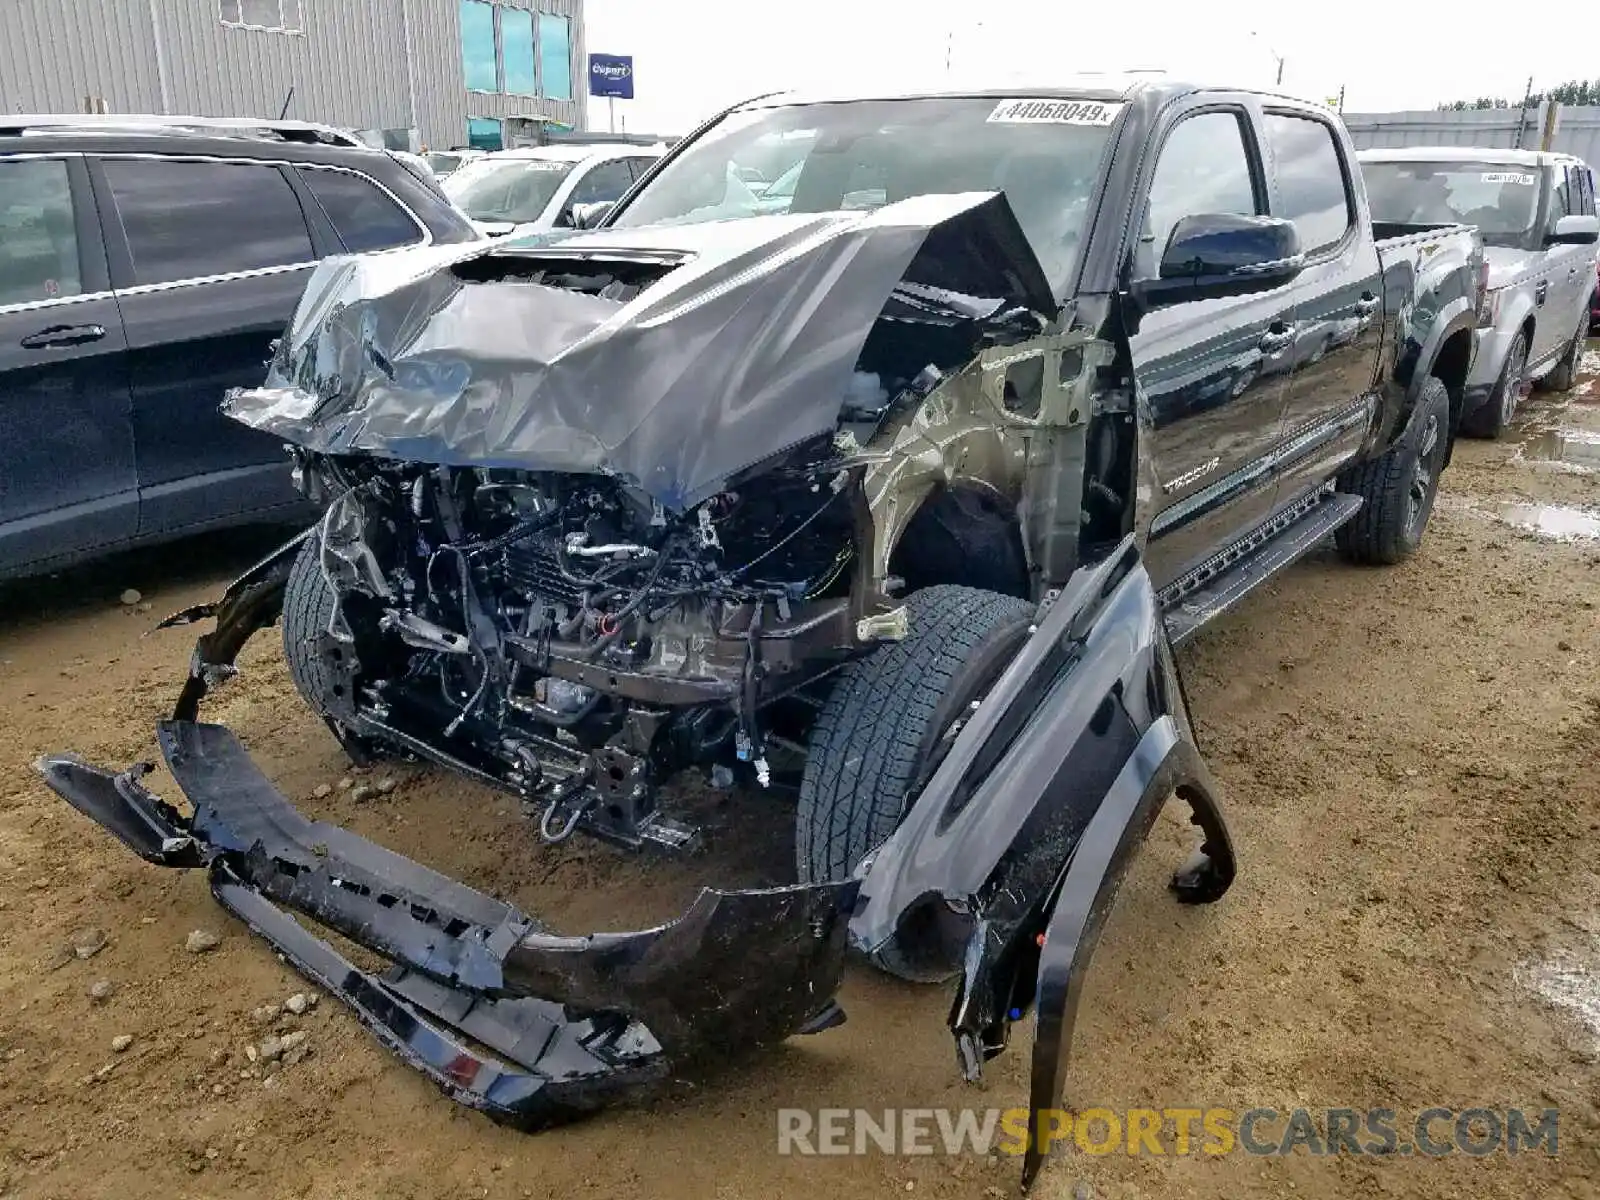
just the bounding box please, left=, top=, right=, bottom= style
left=223, top=191, right=1056, bottom=510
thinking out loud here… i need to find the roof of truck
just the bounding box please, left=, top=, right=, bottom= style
left=1357, top=146, right=1587, bottom=168
left=732, top=73, right=1308, bottom=111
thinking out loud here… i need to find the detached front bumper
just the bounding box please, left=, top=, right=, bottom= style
left=37, top=531, right=1238, bottom=1192
left=38, top=721, right=855, bottom=1125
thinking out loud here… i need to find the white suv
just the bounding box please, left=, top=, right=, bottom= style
left=441, top=144, right=665, bottom=239
left=1359, top=147, right=1600, bottom=438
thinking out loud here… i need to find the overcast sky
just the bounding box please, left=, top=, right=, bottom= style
left=585, top=0, right=1600, bottom=135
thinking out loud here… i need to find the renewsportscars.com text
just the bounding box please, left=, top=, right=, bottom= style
left=776, top=1106, right=1559, bottom=1159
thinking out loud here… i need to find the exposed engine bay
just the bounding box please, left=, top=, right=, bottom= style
left=297, top=441, right=868, bottom=849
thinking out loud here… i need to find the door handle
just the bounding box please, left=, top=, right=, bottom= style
left=20, top=324, right=107, bottom=349
left=1354, top=293, right=1381, bottom=316
left=1258, top=324, right=1297, bottom=354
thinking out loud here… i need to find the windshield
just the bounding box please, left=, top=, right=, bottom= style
left=426, top=152, right=464, bottom=176
left=1361, top=160, right=1543, bottom=247
left=610, top=96, right=1122, bottom=289
left=444, top=159, right=576, bottom=224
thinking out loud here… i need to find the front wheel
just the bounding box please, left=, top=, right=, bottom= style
left=1335, top=376, right=1451, bottom=566
left=1536, top=321, right=1585, bottom=394
left=796, top=585, right=1034, bottom=890
left=1461, top=330, right=1525, bottom=439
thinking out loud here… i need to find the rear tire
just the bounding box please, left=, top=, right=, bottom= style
left=1461, top=330, right=1525, bottom=439
left=796, top=585, right=1034, bottom=888
left=282, top=530, right=342, bottom=717
left=1335, top=376, right=1451, bottom=566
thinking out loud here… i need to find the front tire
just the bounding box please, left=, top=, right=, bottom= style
left=1537, top=321, right=1585, bottom=394
left=796, top=585, right=1034, bottom=888
left=1461, top=329, right=1525, bottom=439
left=1335, top=376, right=1451, bottom=565
left=282, top=530, right=342, bottom=718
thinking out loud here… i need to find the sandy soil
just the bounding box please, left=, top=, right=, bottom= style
left=1, top=345, right=1597, bottom=1200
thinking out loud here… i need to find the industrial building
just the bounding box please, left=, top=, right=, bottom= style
left=0, top=0, right=587, bottom=151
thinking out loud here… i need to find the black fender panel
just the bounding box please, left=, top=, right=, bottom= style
left=848, top=535, right=1237, bottom=1190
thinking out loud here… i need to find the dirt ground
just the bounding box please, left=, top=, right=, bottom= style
left=2, top=345, right=1598, bottom=1200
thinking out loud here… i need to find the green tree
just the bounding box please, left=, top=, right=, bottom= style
left=1436, top=78, right=1600, bottom=110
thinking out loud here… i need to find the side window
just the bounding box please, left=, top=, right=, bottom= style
left=1263, top=113, right=1353, bottom=253
left=1567, top=165, right=1595, bottom=218
left=300, top=169, right=423, bottom=253
left=1144, top=111, right=1260, bottom=267
left=0, top=159, right=83, bottom=307
left=101, top=159, right=314, bottom=286
left=625, top=157, right=656, bottom=184
left=568, top=160, right=635, bottom=207
left=1551, top=168, right=1573, bottom=220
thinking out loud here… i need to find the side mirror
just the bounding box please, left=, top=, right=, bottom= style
left=568, top=201, right=615, bottom=230
left=1136, top=214, right=1304, bottom=310
left=1546, top=214, right=1600, bottom=246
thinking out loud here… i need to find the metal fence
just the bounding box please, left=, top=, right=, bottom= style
left=1341, top=105, right=1600, bottom=164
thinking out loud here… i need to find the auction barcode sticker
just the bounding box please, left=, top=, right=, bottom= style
left=988, top=99, right=1126, bottom=126
left=1482, top=172, right=1536, bottom=185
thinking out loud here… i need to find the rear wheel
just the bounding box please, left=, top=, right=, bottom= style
left=796, top=585, right=1034, bottom=890
left=1461, top=330, right=1525, bottom=439
left=1335, top=376, right=1451, bottom=566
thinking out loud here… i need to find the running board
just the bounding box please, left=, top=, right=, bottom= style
left=1160, top=490, right=1362, bottom=647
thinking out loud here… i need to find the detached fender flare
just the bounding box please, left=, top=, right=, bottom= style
left=1023, top=714, right=1233, bottom=1188
left=846, top=536, right=1238, bottom=1191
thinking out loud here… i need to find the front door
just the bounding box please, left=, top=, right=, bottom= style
left=1260, top=109, right=1385, bottom=503
left=0, top=155, right=135, bottom=575
left=1128, top=105, right=1299, bottom=590
left=90, top=156, right=317, bottom=537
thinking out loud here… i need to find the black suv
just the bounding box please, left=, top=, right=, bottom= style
left=0, top=115, right=479, bottom=579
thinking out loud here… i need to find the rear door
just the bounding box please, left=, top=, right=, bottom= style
left=0, top=154, right=136, bottom=575
left=1549, top=162, right=1598, bottom=341
left=1128, top=104, right=1300, bottom=590
left=1260, top=109, right=1384, bottom=502
left=90, top=155, right=317, bottom=537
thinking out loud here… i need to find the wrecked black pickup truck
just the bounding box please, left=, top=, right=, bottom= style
left=39, top=77, right=1486, bottom=1187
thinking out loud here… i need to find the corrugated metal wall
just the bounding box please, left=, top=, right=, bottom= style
left=1343, top=106, right=1600, bottom=166
left=0, top=0, right=587, bottom=149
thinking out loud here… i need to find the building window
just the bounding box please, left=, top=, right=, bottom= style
left=460, top=1, right=499, bottom=93
left=466, top=117, right=504, bottom=151
left=501, top=8, right=536, bottom=97
left=220, top=0, right=303, bottom=33
left=538, top=13, right=572, bottom=101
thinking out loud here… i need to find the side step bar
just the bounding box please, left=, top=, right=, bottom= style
left=1160, top=489, right=1363, bottom=647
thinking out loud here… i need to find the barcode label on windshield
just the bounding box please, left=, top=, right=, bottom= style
left=988, top=99, right=1126, bottom=126
left=1482, top=172, right=1536, bottom=185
